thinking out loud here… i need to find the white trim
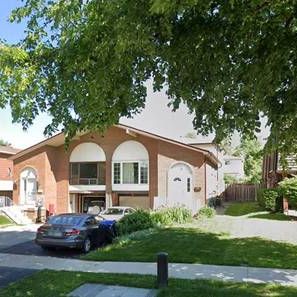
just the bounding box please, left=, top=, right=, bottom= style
left=169, top=161, right=193, bottom=174
left=112, top=184, right=149, bottom=191
left=69, top=185, right=106, bottom=193
left=112, top=140, right=149, bottom=161
left=112, top=160, right=149, bottom=186
left=70, top=142, right=106, bottom=162
left=0, top=180, right=13, bottom=191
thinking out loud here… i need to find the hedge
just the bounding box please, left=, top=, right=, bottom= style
left=279, top=177, right=297, bottom=208
left=257, top=188, right=282, bottom=212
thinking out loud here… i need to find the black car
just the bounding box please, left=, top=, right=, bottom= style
left=35, top=213, right=103, bottom=253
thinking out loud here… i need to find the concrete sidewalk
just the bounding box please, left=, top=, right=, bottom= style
left=1, top=252, right=297, bottom=287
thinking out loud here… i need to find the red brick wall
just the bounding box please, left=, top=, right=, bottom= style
left=0, top=153, right=13, bottom=180
left=67, top=126, right=159, bottom=208
left=157, top=140, right=206, bottom=209
left=13, top=126, right=208, bottom=213
left=13, top=148, right=47, bottom=205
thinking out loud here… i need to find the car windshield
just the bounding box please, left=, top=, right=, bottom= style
left=47, top=215, right=84, bottom=226
left=104, top=208, right=124, bottom=215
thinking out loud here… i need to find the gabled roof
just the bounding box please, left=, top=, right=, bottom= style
left=10, top=124, right=219, bottom=167
left=0, top=145, right=21, bottom=155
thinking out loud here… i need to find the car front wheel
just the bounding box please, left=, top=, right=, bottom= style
left=82, top=237, right=91, bottom=253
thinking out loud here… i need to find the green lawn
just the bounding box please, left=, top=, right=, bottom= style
left=0, top=215, right=12, bottom=226
left=83, top=227, right=297, bottom=269
left=224, top=202, right=264, bottom=216
left=224, top=202, right=294, bottom=221
left=249, top=213, right=295, bottom=221
left=1, top=270, right=297, bottom=297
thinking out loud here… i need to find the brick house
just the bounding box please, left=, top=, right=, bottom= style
left=10, top=124, right=219, bottom=218
left=0, top=145, right=20, bottom=203
left=262, top=152, right=297, bottom=188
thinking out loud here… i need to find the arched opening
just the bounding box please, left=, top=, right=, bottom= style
left=69, top=142, right=106, bottom=185
left=20, top=168, right=37, bottom=205
left=167, top=162, right=193, bottom=210
left=112, top=140, right=149, bottom=186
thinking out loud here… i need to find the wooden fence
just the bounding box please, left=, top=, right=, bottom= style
left=223, top=183, right=262, bottom=202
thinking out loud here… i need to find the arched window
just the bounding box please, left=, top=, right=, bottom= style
left=112, top=141, right=149, bottom=185
left=69, top=143, right=106, bottom=185
left=20, top=168, right=37, bottom=205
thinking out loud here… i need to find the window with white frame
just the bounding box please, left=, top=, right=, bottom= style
left=140, top=161, right=148, bottom=184
left=113, top=163, right=121, bottom=184
left=112, top=140, right=149, bottom=186
left=113, top=161, right=148, bottom=185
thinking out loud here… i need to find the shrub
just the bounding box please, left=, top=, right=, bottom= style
left=279, top=177, right=297, bottom=209
left=197, top=206, right=216, bottom=218
left=207, top=196, right=222, bottom=208
left=151, top=207, right=192, bottom=225
left=113, top=228, right=157, bottom=246
left=257, top=188, right=281, bottom=211
left=115, top=209, right=154, bottom=236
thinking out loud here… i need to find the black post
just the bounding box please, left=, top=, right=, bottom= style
left=157, top=252, right=168, bottom=288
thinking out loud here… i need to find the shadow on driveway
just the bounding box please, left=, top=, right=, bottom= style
left=0, top=240, right=83, bottom=259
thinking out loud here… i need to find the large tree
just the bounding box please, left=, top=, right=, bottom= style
left=0, top=1, right=296, bottom=152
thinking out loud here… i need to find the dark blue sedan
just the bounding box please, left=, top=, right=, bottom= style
left=35, top=213, right=103, bottom=253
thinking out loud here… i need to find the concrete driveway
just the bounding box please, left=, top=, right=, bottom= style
left=195, top=215, right=297, bottom=245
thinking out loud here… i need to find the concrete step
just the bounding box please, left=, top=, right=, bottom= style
left=1, top=206, right=32, bottom=225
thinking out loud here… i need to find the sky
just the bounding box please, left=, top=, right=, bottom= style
left=0, top=1, right=268, bottom=149
left=0, top=0, right=51, bottom=148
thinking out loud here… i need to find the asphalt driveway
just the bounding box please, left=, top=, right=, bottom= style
left=0, top=224, right=83, bottom=288
left=0, top=224, right=38, bottom=250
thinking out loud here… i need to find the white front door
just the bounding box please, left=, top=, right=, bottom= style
left=26, top=178, right=37, bottom=204
left=20, top=168, right=37, bottom=205
left=167, top=163, right=193, bottom=210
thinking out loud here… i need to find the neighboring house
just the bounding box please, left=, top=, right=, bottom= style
left=262, top=151, right=297, bottom=188
left=262, top=151, right=297, bottom=215
left=185, top=142, right=223, bottom=199
left=183, top=141, right=245, bottom=198
left=10, top=124, right=219, bottom=220
left=223, top=155, right=245, bottom=181
left=0, top=145, right=20, bottom=204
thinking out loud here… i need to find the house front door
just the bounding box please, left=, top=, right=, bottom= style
left=167, top=163, right=193, bottom=210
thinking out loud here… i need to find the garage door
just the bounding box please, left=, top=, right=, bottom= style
left=119, top=196, right=150, bottom=209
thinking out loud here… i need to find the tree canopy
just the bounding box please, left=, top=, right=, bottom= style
left=0, top=0, right=296, bottom=152
left=0, top=139, right=11, bottom=146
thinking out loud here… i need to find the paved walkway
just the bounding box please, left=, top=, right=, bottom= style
left=69, top=284, right=157, bottom=297
left=1, top=253, right=297, bottom=287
